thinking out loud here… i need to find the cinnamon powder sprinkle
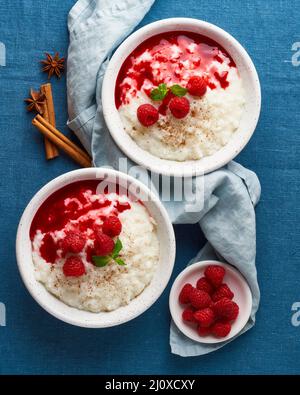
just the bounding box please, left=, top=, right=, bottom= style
left=156, top=99, right=212, bottom=148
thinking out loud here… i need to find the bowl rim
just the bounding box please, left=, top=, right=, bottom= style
left=102, top=17, right=261, bottom=177
left=169, top=260, right=253, bottom=344
left=16, top=168, right=176, bottom=328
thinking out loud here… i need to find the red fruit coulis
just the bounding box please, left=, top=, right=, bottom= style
left=39, top=233, right=57, bottom=264
left=30, top=180, right=131, bottom=264
left=115, top=31, right=236, bottom=108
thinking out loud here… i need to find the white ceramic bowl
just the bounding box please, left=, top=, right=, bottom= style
left=102, top=18, right=261, bottom=177
left=169, top=260, right=252, bottom=343
left=16, top=168, right=176, bottom=328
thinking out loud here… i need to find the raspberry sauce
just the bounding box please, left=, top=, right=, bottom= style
left=39, top=233, right=57, bottom=264
left=30, top=180, right=131, bottom=240
left=115, top=31, right=236, bottom=108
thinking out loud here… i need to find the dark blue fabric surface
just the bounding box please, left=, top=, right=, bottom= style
left=0, top=0, right=299, bottom=374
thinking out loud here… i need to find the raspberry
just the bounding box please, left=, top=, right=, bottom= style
left=102, top=215, right=122, bottom=237
left=182, top=307, right=197, bottom=323
left=94, top=232, right=115, bottom=256
left=158, top=91, right=175, bottom=115
left=60, top=230, right=86, bottom=254
left=194, top=308, right=215, bottom=328
left=178, top=283, right=193, bottom=304
left=197, top=325, right=211, bottom=337
left=187, top=76, right=207, bottom=97
left=212, top=297, right=239, bottom=321
left=137, top=104, right=159, bottom=126
left=63, top=256, right=86, bottom=277
left=169, top=96, right=190, bottom=119
left=190, top=288, right=212, bottom=310
left=212, top=284, right=234, bottom=302
left=163, top=90, right=176, bottom=105
left=196, top=277, right=214, bottom=295
left=211, top=321, right=231, bottom=338
left=204, top=265, right=226, bottom=288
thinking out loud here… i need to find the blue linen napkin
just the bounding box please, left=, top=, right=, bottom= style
left=67, top=0, right=261, bottom=356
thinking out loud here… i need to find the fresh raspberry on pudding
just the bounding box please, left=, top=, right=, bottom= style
left=169, top=97, right=190, bottom=119
left=94, top=232, right=115, bottom=256
left=187, top=76, right=207, bottom=97
left=102, top=215, right=122, bottom=237
left=137, top=104, right=159, bottom=126
left=60, top=230, right=86, bottom=254
left=63, top=256, right=86, bottom=277
left=158, top=91, right=176, bottom=115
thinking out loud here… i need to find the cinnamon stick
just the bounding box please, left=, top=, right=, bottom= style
left=32, top=116, right=92, bottom=168
left=36, top=114, right=91, bottom=162
left=40, top=83, right=59, bottom=160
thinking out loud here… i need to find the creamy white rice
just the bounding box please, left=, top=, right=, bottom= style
left=118, top=62, right=245, bottom=161
left=32, top=194, right=160, bottom=313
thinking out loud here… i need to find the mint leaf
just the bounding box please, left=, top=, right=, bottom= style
left=150, top=83, right=168, bottom=101
left=112, top=238, right=123, bottom=258
left=93, top=238, right=126, bottom=267
left=114, top=257, right=126, bottom=266
left=158, top=83, right=168, bottom=96
left=170, top=84, right=187, bottom=97
left=92, top=255, right=111, bottom=267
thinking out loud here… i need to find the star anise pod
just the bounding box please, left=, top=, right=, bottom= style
left=24, top=89, right=45, bottom=114
left=41, top=52, right=65, bottom=79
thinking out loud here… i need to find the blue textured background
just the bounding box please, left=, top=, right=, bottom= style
left=0, top=0, right=299, bottom=374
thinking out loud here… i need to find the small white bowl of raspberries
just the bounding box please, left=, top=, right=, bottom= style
left=169, top=261, right=252, bottom=343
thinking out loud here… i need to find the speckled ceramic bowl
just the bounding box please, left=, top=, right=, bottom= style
left=16, top=168, right=176, bottom=328
left=102, top=18, right=261, bottom=177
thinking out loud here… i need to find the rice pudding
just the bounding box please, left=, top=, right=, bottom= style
left=30, top=180, right=159, bottom=313
left=115, top=31, right=245, bottom=161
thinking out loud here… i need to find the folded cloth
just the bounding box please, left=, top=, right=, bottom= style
left=67, top=0, right=261, bottom=356
left=170, top=162, right=260, bottom=356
